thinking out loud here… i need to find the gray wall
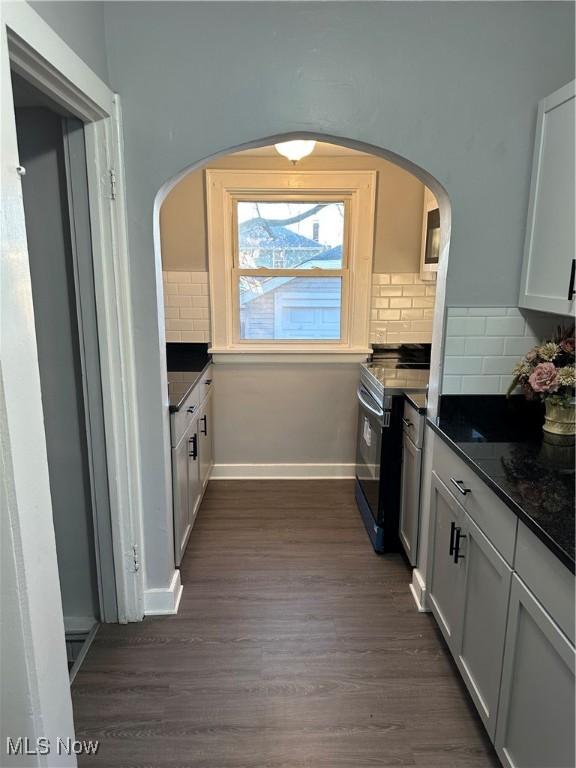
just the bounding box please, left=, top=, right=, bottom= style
left=29, top=1, right=109, bottom=85
left=28, top=1, right=574, bottom=590
left=214, top=364, right=359, bottom=466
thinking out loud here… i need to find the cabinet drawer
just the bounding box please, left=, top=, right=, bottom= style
left=171, top=386, right=200, bottom=447
left=432, top=436, right=517, bottom=564
left=403, top=400, right=424, bottom=449
left=515, top=521, right=575, bottom=644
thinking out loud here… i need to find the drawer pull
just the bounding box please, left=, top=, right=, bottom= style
left=449, top=521, right=457, bottom=556
left=204, top=378, right=213, bottom=386
left=402, top=417, right=413, bottom=429
left=453, top=527, right=467, bottom=563
left=187, top=406, right=196, bottom=414
left=450, top=477, right=470, bottom=496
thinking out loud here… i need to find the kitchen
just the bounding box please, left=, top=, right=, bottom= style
left=1, top=3, right=574, bottom=768
left=159, top=126, right=573, bottom=766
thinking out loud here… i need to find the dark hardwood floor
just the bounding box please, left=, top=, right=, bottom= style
left=72, top=480, right=500, bottom=767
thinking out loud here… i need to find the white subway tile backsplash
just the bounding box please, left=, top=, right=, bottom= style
left=482, top=355, right=521, bottom=374
left=442, top=307, right=545, bottom=395
left=445, top=337, right=466, bottom=356
left=467, top=307, right=506, bottom=316
left=390, top=273, right=414, bottom=285
left=443, top=375, right=462, bottom=394
left=444, top=356, right=483, bottom=375
left=485, top=316, right=525, bottom=336
left=162, top=270, right=211, bottom=343
left=378, top=309, right=401, bottom=320
left=503, top=337, right=539, bottom=356
left=370, top=273, right=436, bottom=344
left=390, top=297, right=412, bottom=309
left=166, top=270, right=190, bottom=283
left=402, top=285, right=426, bottom=297
left=464, top=337, right=504, bottom=355
left=446, top=316, right=486, bottom=336
left=461, top=375, right=501, bottom=394
left=178, top=283, right=202, bottom=295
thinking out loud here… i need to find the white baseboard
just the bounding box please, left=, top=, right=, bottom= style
left=409, top=567, right=429, bottom=612
left=144, top=569, right=183, bottom=616
left=211, top=463, right=356, bottom=480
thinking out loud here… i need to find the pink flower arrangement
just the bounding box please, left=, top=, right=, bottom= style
left=508, top=325, right=575, bottom=406
left=528, top=362, right=559, bottom=393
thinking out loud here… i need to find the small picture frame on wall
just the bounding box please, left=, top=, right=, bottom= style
left=420, top=187, right=440, bottom=279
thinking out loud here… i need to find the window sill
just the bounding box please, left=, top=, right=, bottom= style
left=208, top=347, right=372, bottom=364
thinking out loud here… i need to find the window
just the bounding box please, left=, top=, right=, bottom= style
left=206, top=170, right=376, bottom=360
left=236, top=201, right=345, bottom=341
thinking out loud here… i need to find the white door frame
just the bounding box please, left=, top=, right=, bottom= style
left=1, top=2, right=144, bottom=757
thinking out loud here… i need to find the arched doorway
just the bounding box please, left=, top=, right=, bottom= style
left=151, top=133, right=452, bottom=610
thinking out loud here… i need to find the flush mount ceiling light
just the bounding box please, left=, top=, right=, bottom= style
left=274, top=140, right=316, bottom=164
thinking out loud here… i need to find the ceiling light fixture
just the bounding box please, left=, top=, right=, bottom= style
left=274, top=140, right=316, bottom=165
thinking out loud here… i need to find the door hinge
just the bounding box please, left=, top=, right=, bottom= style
left=132, top=544, right=140, bottom=572
left=108, top=168, right=117, bottom=200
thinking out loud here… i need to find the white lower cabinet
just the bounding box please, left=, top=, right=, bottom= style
left=429, top=471, right=511, bottom=738
left=428, top=472, right=465, bottom=646
left=427, top=435, right=575, bottom=766
left=495, top=576, right=576, bottom=768
left=454, top=513, right=512, bottom=739
left=172, top=422, right=195, bottom=567
left=399, top=432, right=422, bottom=566
left=171, top=367, right=214, bottom=566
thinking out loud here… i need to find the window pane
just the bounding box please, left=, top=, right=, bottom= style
left=237, top=201, right=344, bottom=269
left=239, top=276, right=342, bottom=340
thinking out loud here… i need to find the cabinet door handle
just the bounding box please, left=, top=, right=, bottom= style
left=402, top=417, right=413, bottom=429
left=187, top=405, right=196, bottom=414
left=453, top=527, right=466, bottom=563
left=569, top=259, right=576, bottom=301
left=204, top=378, right=212, bottom=386
left=188, top=434, right=197, bottom=460
left=449, top=521, right=457, bottom=556
left=200, top=415, right=207, bottom=436
left=450, top=477, right=470, bottom=496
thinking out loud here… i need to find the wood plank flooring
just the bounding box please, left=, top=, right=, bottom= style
left=72, top=480, right=500, bottom=768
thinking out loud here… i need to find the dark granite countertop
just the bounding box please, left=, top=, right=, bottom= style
left=429, top=395, right=575, bottom=573
left=405, top=392, right=427, bottom=413
left=167, top=343, right=211, bottom=412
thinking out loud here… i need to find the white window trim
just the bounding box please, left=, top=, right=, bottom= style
left=206, top=169, right=376, bottom=362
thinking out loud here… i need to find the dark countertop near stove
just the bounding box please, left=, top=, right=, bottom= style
left=429, top=395, right=575, bottom=573
left=167, top=343, right=212, bottom=412
left=405, top=392, right=427, bottom=413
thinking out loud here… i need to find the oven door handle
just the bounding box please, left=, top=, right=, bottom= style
left=357, top=385, right=384, bottom=419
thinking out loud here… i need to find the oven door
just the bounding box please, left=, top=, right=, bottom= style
left=356, top=384, right=383, bottom=521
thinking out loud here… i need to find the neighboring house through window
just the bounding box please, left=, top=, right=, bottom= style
left=206, top=170, right=376, bottom=359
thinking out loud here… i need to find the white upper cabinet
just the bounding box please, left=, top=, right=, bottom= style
left=519, top=80, right=575, bottom=316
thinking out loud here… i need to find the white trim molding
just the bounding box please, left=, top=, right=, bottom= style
left=144, top=570, right=183, bottom=616
left=1, top=6, right=146, bottom=763
left=211, top=463, right=356, bottom=480
left=205, top=169, right=376, bottom=356
left=4, top=6, right=145, bottom=626
left=409, top=568, right=428, bottom=612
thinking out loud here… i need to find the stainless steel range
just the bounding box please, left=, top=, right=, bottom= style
left=355, top=345, right=430, bottom=552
